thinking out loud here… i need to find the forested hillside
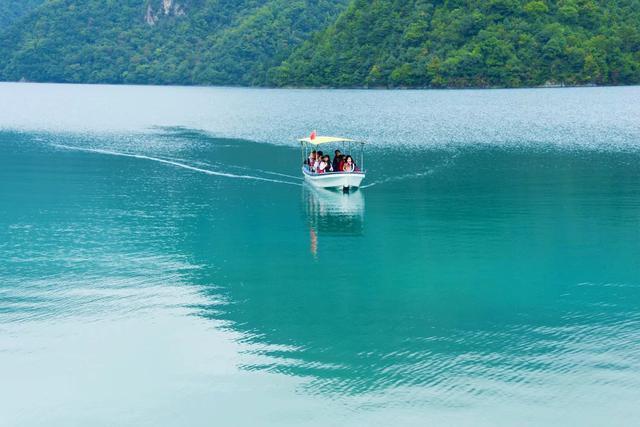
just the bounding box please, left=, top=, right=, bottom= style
left=1, top=0, right=639, bottom=88
left=0, top=0, right=348, bottom=85
left=271, top=0, right=640, bottom=87
left=0, top=0, right=43, bottom=27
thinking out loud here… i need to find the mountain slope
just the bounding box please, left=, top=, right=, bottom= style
left=192, top=0, right=351, bottom=85
left=0, top=0, right=348, bottom=85
left=271, top=0, right=640, bottom=87
left=1, top=0, right=639, bottom=87
left=0, top=0, right=43, bottom=28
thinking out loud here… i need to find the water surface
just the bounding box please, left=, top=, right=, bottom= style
left=1, top=83, right=640, bottom=426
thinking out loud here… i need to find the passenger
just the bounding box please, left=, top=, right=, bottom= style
left=318, top=155, right=332, bottom=173
left=313, top=151, right=324, bottom=172
left=307, top=150, right=317, bottom=168
left=332, top=150, right=342, bottom=171
left=342, top=155, right=355, bottom=172
left=323, top=155, right=333, bottom=173
left=316, top=155, right=327, bottom=173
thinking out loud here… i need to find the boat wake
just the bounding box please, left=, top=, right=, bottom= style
left=361, top=151, right=459, bottom=189
left=51, top=141, right=457, bottom=190
left=52, top=144, right=301, bottom=187
left=219, top=163, right=302, bottom=181
left=166, top=158, right=303, bottom=181
left=360, top=170, right=436, bottom=188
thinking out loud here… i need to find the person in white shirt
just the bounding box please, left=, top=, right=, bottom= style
left=318, top=155, right=333, bottom=173
left=313, top=151, right=324, bottom=172
left=307, top=150, right=317, bottom=170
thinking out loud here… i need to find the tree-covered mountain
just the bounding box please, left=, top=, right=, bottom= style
left=271, top=0, right=640, bottom=87
left=0, top=0, right=43, bottom=27
left=0, top=0, right=348, bottom=85
left=1, top=0, right=639, bottom=88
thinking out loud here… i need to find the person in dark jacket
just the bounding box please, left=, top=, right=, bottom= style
left=332, top=150, right=343, bottom=172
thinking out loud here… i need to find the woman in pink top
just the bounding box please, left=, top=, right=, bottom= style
left=342, top=155, right=355, bottom=172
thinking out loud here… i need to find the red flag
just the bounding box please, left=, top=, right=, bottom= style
left=310, top=130, right=316, bottom=141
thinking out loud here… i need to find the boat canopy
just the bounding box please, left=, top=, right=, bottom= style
left=298, top=136, right=361, bottom=145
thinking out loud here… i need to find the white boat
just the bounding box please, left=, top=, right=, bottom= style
left=299, top=135, right=366, bottom=192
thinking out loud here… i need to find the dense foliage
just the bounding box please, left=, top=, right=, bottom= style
left=271, top=0, right=640, bottom=87
left=0, top=0, right=348, bottom=85
left=1, top=0, right=639, bottom=87
left=0, top=0, right=43, bottom=27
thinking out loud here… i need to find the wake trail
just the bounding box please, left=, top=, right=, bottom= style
left=199, top=161, right=303, bottom=181
left=363, top=170, right=436, bottom=188
left=53, top=144, right=301, bottom=186
left=362, top=152, right=460, bottom=189
left=249, top=168, right=303, bottom=181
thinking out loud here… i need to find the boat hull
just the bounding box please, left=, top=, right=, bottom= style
left=303, top=169, right=365, bottom=190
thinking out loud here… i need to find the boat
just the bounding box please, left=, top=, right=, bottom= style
left=299, top=135, right=366, bottom=192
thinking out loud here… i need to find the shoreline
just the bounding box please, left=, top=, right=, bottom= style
left=1, top=79, right=634, bottom=91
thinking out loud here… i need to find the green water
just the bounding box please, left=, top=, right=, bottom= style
left=1, top=83, right=640, bottom=426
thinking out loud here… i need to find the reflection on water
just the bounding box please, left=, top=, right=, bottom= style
left=302, top=185, right=365, bottom=257
left=194, top=142, right=640, bottom=411
left=2, top=85, right=640, bottom=425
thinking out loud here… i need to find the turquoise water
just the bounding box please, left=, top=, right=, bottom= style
left=1, top=83, right=640, bottom=426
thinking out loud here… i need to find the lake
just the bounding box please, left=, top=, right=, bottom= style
left=1, top=83, right=640, bottom=426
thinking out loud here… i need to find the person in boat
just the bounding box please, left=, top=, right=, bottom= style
left=337, top=154, right=345, bottom=172
left=342, top=155, right=355, bottom=172
left=313, top=151, right=324, bottom=172
left=306, top=150, right=317, bottom=168
left=317, top=155, right=333, bottom=173
left=332, top=150, right=343, bottom=171
left=324, top=155, right=333, bottom=172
